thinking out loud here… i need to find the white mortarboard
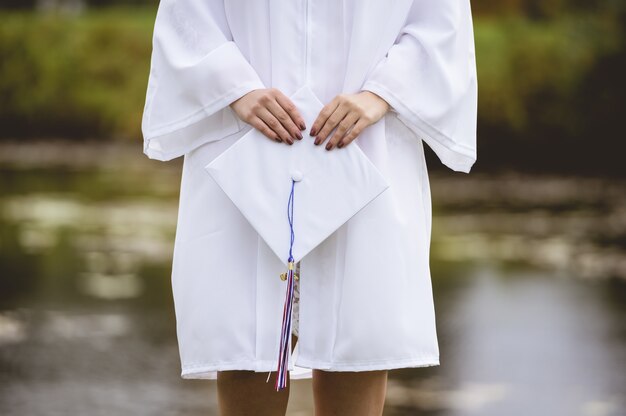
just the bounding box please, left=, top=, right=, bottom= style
left=204, top=83, right=390, bottom=390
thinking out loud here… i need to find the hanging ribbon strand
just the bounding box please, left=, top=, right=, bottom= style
left=270, top=178, right=298, bottom=391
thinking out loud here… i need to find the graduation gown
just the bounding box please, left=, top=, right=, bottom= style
left=141, top=0, right=478, bottom=380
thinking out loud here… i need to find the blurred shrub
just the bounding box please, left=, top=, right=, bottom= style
left=475, top=13, right=621, bottom=133
left=0, top=6, right=154, bottom=140
left=86, top=0, right=156, bottom=6
left=0, top=4, right=624, bottom=175
left=0, top=0, right=36, bottom=9
left=472, top=0, right=617, bottom=19
left=472, top=6, right=625, bottom=175
left=0, top=0, right=155, bottom=9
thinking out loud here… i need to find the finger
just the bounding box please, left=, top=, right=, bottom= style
left=257, top=106, right=294, bottom=144
left=249, top=116, right=281, bottom=142
left=274, top=90, right=307, bottom=131
left=266, top=98, right=303, bottom=141
left=310, top=96, right=339, bottom=137
left=314, top=103, right=349, bottom=146
left=326, top=111, right=359, bottom=150
left=337, top=117, right=369, bottom=148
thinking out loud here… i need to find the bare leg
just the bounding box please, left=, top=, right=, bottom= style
left=216, top=333, right=298, bottom=416
left=312, top=369, right=388, bottom=416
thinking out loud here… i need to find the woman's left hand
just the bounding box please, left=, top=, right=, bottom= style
left=309, top=90, right=390, bottom=150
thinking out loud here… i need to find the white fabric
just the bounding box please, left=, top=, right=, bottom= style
left=141, top=1, right=266, bottom=160
left=141, top=0, right=478, bottom=380
left=205, top=84, right=390, bottom=266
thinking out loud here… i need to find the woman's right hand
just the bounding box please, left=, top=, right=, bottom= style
left=229, top=88, right=306, bottom=145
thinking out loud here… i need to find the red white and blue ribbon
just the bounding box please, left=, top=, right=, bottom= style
left=267, top=178, right=297, bottom=391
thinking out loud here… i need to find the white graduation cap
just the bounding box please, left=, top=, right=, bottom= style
left=204, top=83, right=390, bottom=390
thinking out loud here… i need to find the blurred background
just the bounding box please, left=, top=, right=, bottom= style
left=0, top=0, right=624, bottom=415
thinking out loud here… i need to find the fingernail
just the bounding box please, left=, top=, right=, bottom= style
left=300, top=123, right=306, bottom=130
left=314, top=137, right=320, bottom=145
left=326, top=144, right=332, bottom=150
left=296, top=131, right=303, bottom=140
left=337, top=142, right=343, bottom=148
left=310, top=128, right=316, bottom=136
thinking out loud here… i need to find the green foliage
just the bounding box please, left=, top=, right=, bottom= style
left=472, top=0, right=619, bottom=19
left=475, top=13, right=622, bottom=134
left=0, top=7, right=155, bottom=139
left=0, top=5, right=623, bottom=150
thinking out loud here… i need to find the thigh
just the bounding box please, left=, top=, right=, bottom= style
left=216, top=370, right=290, bottom=416
left=312, top=369, right=388, bottom=416
left=216, top=334, right=299, bottom=416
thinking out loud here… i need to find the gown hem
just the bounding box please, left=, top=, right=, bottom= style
left=180, top=355, right=440, bottom=380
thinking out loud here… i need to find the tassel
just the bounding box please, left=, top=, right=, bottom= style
left=272, top=178, right=298, bottom=391
left=275, top=259, right=296, bottom=391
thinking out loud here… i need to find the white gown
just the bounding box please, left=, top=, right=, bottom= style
left=141, top=0, right=478, bottom=380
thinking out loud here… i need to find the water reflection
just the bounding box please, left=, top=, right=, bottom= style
left=392, top=267, right=626, bottom=415
left=0, top=142, right=624, bottom=415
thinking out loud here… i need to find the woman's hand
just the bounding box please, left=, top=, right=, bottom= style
left=229, top=88, right=306, bottom=145
left=309, top=90, right=390, bottom=151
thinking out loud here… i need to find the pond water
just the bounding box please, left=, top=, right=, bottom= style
left=0, top=141, right=624, bottom=415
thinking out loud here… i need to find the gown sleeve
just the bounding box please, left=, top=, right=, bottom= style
left=360, top=0, right=478, bottom=173
left=141, top=0, right=266, bottom=161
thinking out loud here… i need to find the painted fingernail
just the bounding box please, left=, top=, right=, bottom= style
left=296, top=131, right=303, bottom=140
left=326, top=143, right=332, bottom=150
left=337, top=142, right=343, bottom=148
left=314, top=137, right=320, bottom=145
left=310, top=128, right=316, bottom=136
left=300, top=123, right=306, bottom=130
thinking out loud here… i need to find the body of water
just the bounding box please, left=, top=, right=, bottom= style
left=0, top=141, right=624, bottom=415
